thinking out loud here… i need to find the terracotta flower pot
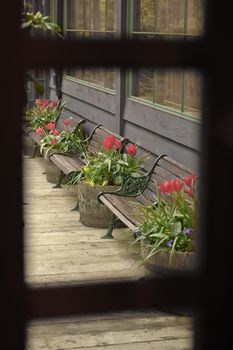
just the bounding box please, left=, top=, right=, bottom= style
left=77, top=182, right=120, bottom=228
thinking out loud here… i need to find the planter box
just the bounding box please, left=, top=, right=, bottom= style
left=22, top=134, right=41, bottom=157
left=78, top=182, right=121, bottom=228
left=142, top=245, right=196, bottom=315
left=143, top=249, right=196, bottom=279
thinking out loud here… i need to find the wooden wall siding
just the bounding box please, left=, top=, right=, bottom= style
left=123, top=121, right=200, bottom=172
left=124, top=99, right=200, bottom=151
left=62, top=78, right=116, bottom=115
left=50, top=75, right=118, bottom=133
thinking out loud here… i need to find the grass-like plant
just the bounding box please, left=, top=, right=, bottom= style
left=131, top=175, right=198, bottom=266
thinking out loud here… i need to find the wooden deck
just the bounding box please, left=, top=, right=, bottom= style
left=23, top=156, right=193, bottom=350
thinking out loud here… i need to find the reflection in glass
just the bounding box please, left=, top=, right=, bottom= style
left=131, top=68, right=201, bottom=118
left=66, top=0, right=116, bottom=89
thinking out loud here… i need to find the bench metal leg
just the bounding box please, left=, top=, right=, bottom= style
left=52, top=172, right=66, bottom=189
left=101, top=215, right=119, bottom=239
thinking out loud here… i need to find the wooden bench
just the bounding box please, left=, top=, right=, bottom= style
left=97, top=146, right=197, bottom=239
left=23, top=114, right=86, bottom=158
left=49, top=124, right=126, bottom=190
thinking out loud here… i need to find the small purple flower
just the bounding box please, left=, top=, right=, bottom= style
left=167, top=240, right=174, bottom=248
left=184, top=227, right=193, bottom=235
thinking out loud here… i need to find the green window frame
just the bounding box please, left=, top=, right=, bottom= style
left=127, top=0, right=204, bottom=120
left=64, top=0, right=117, bottom=92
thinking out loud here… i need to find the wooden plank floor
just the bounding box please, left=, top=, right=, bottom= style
left=23, top=156, right=193, bottom=350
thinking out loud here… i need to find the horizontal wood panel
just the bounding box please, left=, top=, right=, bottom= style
left=61, top=93, right=117, bottom=132
left=124, top=99, right=200, bottom=151
left=124, top=122, right=200, bottom=172
left=62, top=77, right=116, bottom=114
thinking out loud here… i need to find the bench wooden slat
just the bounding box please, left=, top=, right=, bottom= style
left=49, top=154, right=85, bottom=174
left=101, top=194, right=141, bottom=229
left=96, top=126, right=125, bottom=141
left=102, top=194, right=145, bottom=227
left=158, top=156, right=196, bottom=178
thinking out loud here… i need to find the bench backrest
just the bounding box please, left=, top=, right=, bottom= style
left=55, top=115, right=86, bottom=135
left=87, top=125, right=125, bottom=156
left=122, top=142, right=199, bottom=206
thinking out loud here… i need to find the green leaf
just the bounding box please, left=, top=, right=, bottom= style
left=21, top=21, right=32, bottom=29
left=171, top=221, right=182, bottom=237
left=33, top=80, right=44, bottom=95
left=117, top=160, right=129, bottom=166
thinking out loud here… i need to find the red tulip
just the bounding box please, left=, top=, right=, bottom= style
left=35, top=99, right=41, bottom=106
left=183, top=174, right=197, bottom=187
left=160, top=180, right=173, bottom=194
left=102, top=135, right=116, bottom=150
left=52, top=129, right=60, bottom=136
left=63, top=118, right=70, bottom=126
left=171, top=178, right=184, bottom=192
left=46, top=122, right=56, bottom=130
left=114, top=139, right=122, bottom=149
left=126, top=143, right=137, bottom=156
left=51, top=138, right=58, bottom=145
left=185, top=188, right=193, bottom=197
left=50, top=101, right=57, bottom=109
left=35, top=127, right=44, bottom=135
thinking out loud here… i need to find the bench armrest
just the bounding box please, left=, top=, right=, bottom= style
left=97, top=153, right=167, bottom=201
left=79, top=124, right=101, bottom=145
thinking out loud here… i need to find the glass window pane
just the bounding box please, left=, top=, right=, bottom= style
left=187, top=0, right=204, bottom=35
left=106, top=69, right=116, bottom=90
left=106, top=0, right=116, bottom=31
left=183, top=71, right=202, bottom=117
left=154, top=70, right=183, bottom=112
left=157, top=0, right=185, bottom=34
left=66, top=0, right=116, bottom=90
left=90, top=69, right=105, bottom=87
left=131, top=69, right=154, bottom=102
left=133, top=0, right=156, bottom=33
left=91, top=0, right=105, bottom=32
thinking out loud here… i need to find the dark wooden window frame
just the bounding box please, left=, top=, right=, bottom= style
left=1, top=1, right=233, bottom=349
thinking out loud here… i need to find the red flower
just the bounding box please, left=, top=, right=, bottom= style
left=35, top=127, right=44, bottom=135
left=160, top=180, right=173, bottom=194
left=160, top=179, right=184, bottom=194
left=35, top=99, right=41, bottom=106
left=126, top=143, right=137, bottom=156
left=114, top=139, right=122, bottom=149
left=42, top=99, right=49, bottom=108
left=102, top=135, right=116, bottom=150
left=52, top=129, right=60, bottom=136
left=46, top=122, right=56, bottom=130
left=185, top=188, right=193, bottom=197
left=49, top=101, right=57, bottom=109
left=183, top=174, right=197, bottom=187
left=63, top=118, right=70, bottom=126
left=171, top=178, right=184, bottom=192
left=51, top=138, right=58, bottom=145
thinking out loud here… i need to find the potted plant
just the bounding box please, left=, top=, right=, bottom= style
left=67, top=135, right=149, bottom=228
left=23, top=99, right=65, bottom=156
left=131, top=174, right=198, bottom=277
left=39, top=117, right=86, bottom=184
left=25, top=99, right=65, bottom=131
